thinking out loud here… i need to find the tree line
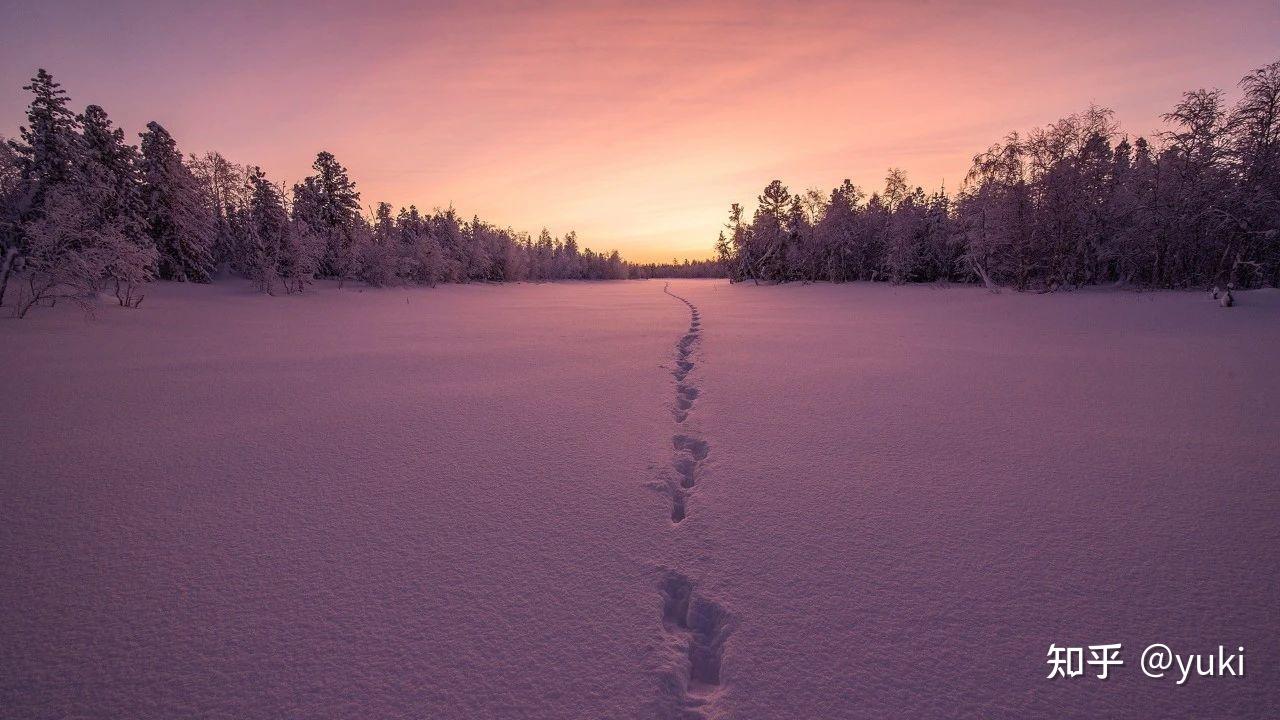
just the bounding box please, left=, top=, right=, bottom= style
left=630, top=258, right=724, bottom=279
left=718, top=59, right=1280, bottom=290
left=0, top=70, right=634, bottom=317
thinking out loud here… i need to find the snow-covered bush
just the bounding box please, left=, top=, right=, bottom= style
left=12, top=184, right=153, bottom=317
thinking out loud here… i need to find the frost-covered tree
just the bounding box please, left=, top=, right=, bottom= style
left=394, top=204, right=439, bottom=286
left=189, top=151, right=247, bottom=272
left=783, top=189, right=825, bottom=281
left=5, top=78, right=157, bottom=314
left=745, top=180, right=793, bottom=283
left=11, top=70, right=80, bottom=204
left=1154, top=90, right=1234, bottom=286
left=241, top=167, right=287, bottom=293
left=1228, top=61, right=1280, bottom=286
left=279, top=219, right=325, bottom=295
left=722, top=202, right=751, bottom=282
left=292, top=151, right=361, bottom=281
left=4, top=69, right=84, bottom=305
left=954, top=136, right=1032, bottom=288
left=78, top=105, right=153, bottom=291
left=559, top=230, right=582, bottom=279
left=13, top=181, right=153, bottom=316
left=358, top=202, right=400, bottom=287
left=139, top=121, right=216, bottom=282
left=0, top=137, right=24, bottom=304
left=881, top=172, right=927, bottom=283
left=79, top=106, right=144, bottom=225
left=77, top=106, right=156, bottom=303
left=499, top=229, right=529, bottom=281
left=813, top=180, right=863, bottom=282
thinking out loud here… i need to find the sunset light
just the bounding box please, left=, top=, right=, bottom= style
left=4, top=1, right=1277, bottom=261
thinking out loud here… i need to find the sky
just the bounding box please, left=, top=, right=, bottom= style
left=2, top=1, right=1278, bottom=261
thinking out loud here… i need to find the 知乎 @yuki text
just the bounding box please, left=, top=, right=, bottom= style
left=1045, top=644, right=1245, bottom=684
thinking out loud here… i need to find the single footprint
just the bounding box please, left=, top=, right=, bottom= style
left=658, top=571, right=735, bottom=693
left=673, top=434, right=710, bottom=461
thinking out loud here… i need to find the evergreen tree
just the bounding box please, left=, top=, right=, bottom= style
left=359, top=201, right=399, bottom=287
left=0, top=138, right=22, bottom=300
left=12, top=69, right=80, bottom=200
left=79, top=105, right=147, bottom=248
left=292, top=151, right=361, bottom=280
left=139, top=121, right=215, bottom=282
left=749, top=180, right=793, bottom=283
left=243, top=167, right=287, bottom=293
left=78, top=105, right=155, bottom=299
left=814, top=180, right=864, bottom=282
left=3, top=69, right=83, bottom=305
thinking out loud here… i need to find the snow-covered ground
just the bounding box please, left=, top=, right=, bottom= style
left=2, top=279, right=1277, bottom=719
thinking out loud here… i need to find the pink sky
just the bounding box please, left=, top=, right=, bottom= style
left=3, top=0, right=1278, bottom=261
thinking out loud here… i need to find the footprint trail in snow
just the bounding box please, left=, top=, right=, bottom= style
left=663, top=283, right=707, bottom=520
left=654, top=283, right=733, bottom=718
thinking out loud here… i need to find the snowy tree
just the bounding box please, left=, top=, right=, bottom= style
left=358, top=202, right=400, bottom=287
left=921, top=189, right=957, bottom=282
left=393, top=205, right=431, bottom=285
left=79, top=106, right=145, bottom=236
left=139, top=121, right=216, bottom=282
left=955, top=135, right=1032, bottom=288
left=189, top=151, right=247, bottom=272
left=78, top=104, right=154, bottom=299
left=0, top=137, right=23, bottom=304
left=813, top=180, right=864, bottom=282
left=1016, top=107, right=1121, bottom=287
left=881, top=172, right=927, bottom=283
left=431, top=208, right=466, bottom=282
left=783, top=189, right=826, bottom=280
left=720, top=203, right=750, bottom=282
left=746, top=180, right=793, bottom=283
left=499, top=230, right=530, bottom=281
left=711, top=59, right=1280, bottom=290
left=1228, top=61, right=1280, bottom=286
left=292, top=151, right=361, bottom=281
left=280, top=219, right=325, bottom=295
left=4, top=69, right=84, bottom=305
left=5, top=79, right=157, bottom=314
left=240, top=167, right=288, bottom=293
left=11, top=69, right=80, bottom=205
left=560, top=230, right=582, bottom=279
left=12, top=181, right=153, bottom=317
left=1151, top=90, right=1233, bottom=286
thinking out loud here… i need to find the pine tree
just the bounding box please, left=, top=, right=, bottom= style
left=813, top=180, right=863, bottom=282
left=79, top=106, right=147, bottom=245
left=292, top=151, right=361, bottom=280
left=12, top=69, right=80, bottom=199
left=359, top=201, right=399, bottom=287
left=0, top=138, right=21, bottom=298
left=139, top=121, right=215, bottom=282
left=78, top=105, right=155, bottom=301
left=243, top=167, right=287, bottom=293
left=432, top=208, right=465, bottom=282
left=750, top=180, right=793, bottom=283
left=3, top=69, right=84, bottom=305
